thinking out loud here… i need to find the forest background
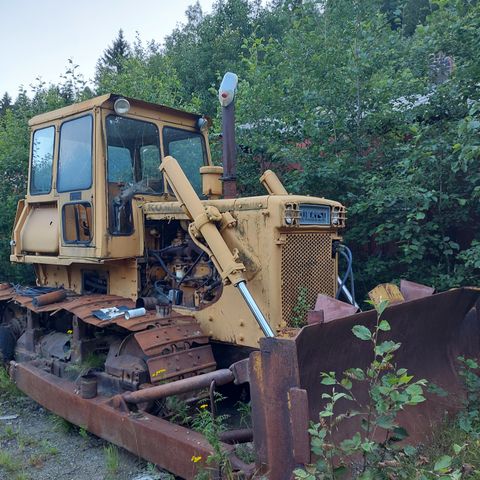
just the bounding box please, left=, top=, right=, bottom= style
left=0, top=0, right=479, bottom=303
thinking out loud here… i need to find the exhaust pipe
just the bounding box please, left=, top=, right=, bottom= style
left=219, top=72, right=238, bottom=199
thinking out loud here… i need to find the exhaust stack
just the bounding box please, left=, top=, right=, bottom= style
left=219, top=72, right=238, bottom=199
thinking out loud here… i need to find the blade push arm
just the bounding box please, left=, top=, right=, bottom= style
left=160, top=156, right=274, bottom=337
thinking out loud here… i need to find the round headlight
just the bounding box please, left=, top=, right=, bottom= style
left=197, top=117, right=208, bottom=131
left=114, top=98, right=131, bottom=115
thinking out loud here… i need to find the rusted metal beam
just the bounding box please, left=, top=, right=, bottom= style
left=249, top=338, right=302, bottom=479
left=219, top=428, right=253, bottom=444
left=12, top=361, right=231, bottom=479
left=122, top=368, right=235, bottom=404
left=288, top=388, right=310, bottom=464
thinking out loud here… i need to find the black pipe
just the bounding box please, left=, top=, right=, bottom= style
left=222, top=101, right=237, bottom=198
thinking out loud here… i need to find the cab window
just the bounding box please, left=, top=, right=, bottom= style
left=30, top=126, right=55, bottom=195
left=163, top=127, right=207, bottom=195
left=57, top=115, right=93, bottom=192
left=106, top=115, right=161, bottom=235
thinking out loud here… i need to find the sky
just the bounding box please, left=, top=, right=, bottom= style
left=0, top=0, right=216, bottom=98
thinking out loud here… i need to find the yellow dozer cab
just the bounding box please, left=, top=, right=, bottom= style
left=0, top=73, right=478, bottom=479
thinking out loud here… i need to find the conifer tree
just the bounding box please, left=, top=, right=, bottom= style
left=0, top=93, right=12, bottom=116
left=95, top=29, right=131, bottom=78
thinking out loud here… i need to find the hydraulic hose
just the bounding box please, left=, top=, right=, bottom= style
left=335, top=244, right=356, bottom=307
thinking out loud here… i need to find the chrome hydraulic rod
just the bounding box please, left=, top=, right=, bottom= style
left=236, top=280, right=275, bottom=337
left=337, top=276, right=360, bottom=309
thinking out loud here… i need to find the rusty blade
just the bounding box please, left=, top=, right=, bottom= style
left=295, top=287, right=480, bottom=444
left=400, top=279, right=435, bottom=302
left=147, top=345, right=217, bottom=382
left=12, top=361, right=229, bottom=479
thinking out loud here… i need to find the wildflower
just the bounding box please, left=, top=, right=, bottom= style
left=199, top=404, right=208, bottom=409
left=191, top=455, right=202, bottom=463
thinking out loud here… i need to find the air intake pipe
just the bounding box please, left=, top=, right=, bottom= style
left=260, top=170, right=288, bottom=195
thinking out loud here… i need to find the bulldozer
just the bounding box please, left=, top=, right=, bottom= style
left=0, top=72, right=479, bottom=479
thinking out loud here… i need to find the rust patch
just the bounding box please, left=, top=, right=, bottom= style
left=147, top=345, right=216, bottom=383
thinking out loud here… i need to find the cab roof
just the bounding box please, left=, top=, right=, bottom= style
left=28, top=93, right=205, bottom=127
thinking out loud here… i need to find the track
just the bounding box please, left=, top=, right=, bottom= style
left=0, top=284, right=217, bottom=400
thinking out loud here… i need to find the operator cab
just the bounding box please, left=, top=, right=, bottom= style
left=12, top=94, right=212, bottom=264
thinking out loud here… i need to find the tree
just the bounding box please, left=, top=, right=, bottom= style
left=0, top=93, right=12, bottom=116
left=95, top=29, right=131, bottom=79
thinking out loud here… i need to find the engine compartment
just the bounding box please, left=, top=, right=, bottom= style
left=140, top=219, right=223, bottom=310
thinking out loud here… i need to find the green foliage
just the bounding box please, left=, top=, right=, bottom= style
left=49, top=414, right=75, bottom=434
left=457, top=356, right=480, bottom=436
left=165, top=395, right=192, bottom=425
left=0, top=450, right=22, bottom=474
left=291, top=286, right=310, bottom=328
left=191, top=395, right=233, bottom=479
left=294, top=301, right=446, bottom=479
left=235, top=400, right=252, bottom=428
left=104, top=444, right=120, bottom=476
left=0, top=366, right=21, bottom=399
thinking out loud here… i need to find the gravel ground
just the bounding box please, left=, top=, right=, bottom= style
left=0, top=391, right=174, bottom=480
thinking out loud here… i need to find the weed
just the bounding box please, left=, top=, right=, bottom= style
left=457, top=356, right=480, bottom=436
left=291, top=286, right=309, bottom=328
left=192, top=395, right=233, bottom=479
left=14, top=473, right=29, bottom=480
left=294, top=300, right=440, bottom=479
left=0, top=366, right=21, bottom=398
left=28, top=453, right=45, bottom=468
left=65, top=352, right=106, bottom=377
left=165, top=395, right=191, bottom=425
left=0, top=449, right=22, bottom=473
left=50, top=413, right=75, bottom=434
left=2, top=424, right=16, bottom=440
left=18, top=434, right=38, bottom=452
left=39, top=439, right=59, bottom=456
left=235, top=401, right=251, bottom=428
left=104, top=443, right=120, bottom=476
left=78, top=426, right=89, bottom=441
left=235, top=442, right=255, bottom=464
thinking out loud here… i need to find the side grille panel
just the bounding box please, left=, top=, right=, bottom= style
left=281, top=233, right=336, bottom=327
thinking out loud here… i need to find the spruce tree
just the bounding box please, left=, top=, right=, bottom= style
left=95, top=29, right=131, bottom=78
left=0, top=92, right=12, bottom=116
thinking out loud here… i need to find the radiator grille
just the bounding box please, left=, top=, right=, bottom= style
left=281, top=233, right=336, bottom=327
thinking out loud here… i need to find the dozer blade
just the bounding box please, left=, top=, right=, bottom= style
left=248, top=287, right=480, bottom=479
left=296, top=286, right=480, bottom=443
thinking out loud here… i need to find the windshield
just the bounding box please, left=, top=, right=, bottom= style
left=106, top=115, right=161, bottom=235
left=163, top=127, right=207, bottom=195
left=106, top=115, right=162, bottom=194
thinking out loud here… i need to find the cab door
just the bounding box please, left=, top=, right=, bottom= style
left=56, top=114, right=96, bottom=259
